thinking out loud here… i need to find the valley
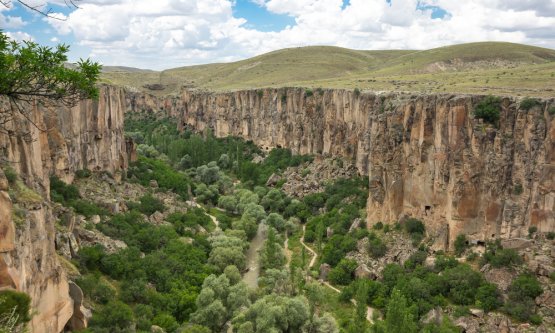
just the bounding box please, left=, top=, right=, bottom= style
left=0, top=41, right=554, bottom=333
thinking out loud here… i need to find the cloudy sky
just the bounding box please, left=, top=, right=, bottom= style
left=1, top=0, right=555, bottom=69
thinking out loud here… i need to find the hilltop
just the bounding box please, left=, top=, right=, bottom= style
left=101, top=42, right=555, bottom=97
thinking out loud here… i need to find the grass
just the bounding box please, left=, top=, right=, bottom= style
left=101, top=42, right=555, bottom=97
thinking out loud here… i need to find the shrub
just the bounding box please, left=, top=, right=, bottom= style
left=528, top=226, right=538, bottom=237
left=549, top=107, right=555, bottom=116
left=2, top=166, right=17, bottom=185
left=305, top=88, right=313, bottom=97
left=476, top=283, right=502, bottom=312
left=546, top=231, right=555, bottom=240
left=404, top=218, right=425, bottom=235
left=133, top=194, right=166, bottom=216
left=328, top=259, right=358, bottom=285
left=520, top=98, right=541, bottom=111
left=0, top=290, right=31, bottom=326
left=75, top=169, right=92, bottom=179
left=482, top=246, right=523, bottom=268
left=368, top=237, right=387, bottom=258
left=474, top=96, right=501, bottom=124
left=454, top=234, right=468, bottom=256
left=354, top=88, right=361, bottom=97
left=372, top=222, right=384, bottom=230
left=513, top=183, right=523, bottom=195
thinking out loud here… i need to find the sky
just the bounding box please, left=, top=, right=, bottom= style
left=1, top=0, right=555, bottom=70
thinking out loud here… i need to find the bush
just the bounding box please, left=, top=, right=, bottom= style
left=482, top=246, right=523, bottom=268
left=132, top=194, right=166, bottom=215
left=549, top=107, right=555, bottom=116
left=2, top=166, right=17, bottom=185
left=454, top=234, right=468, bottom=256
left=0, top=290, right=31, bottom=326
left=404, top=218, right=425, bottom=235
left=328, top=259, right=358, bottom=285
left=528, top=226, right=538, bottom=237
left=520, top=98, right=542, bottom=111
left=476, top=283, right=502, bottom=312
left=547, top=231, right=555, bottom=240
left=305, top=88, right=313, bottom=97
left=354, top=88, right=361, bottom=97
left=372, top=222, right=383, bottom=230
left=89, top=300, right=134, bottom=330
left=368, top=237, right=387, bottom=258
left=474, top=96, right=501, bottom=124
left=75, top=169, right=92, bottom=179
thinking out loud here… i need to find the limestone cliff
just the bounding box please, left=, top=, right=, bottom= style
left=0, top=85, right=132, bottom=332
left=129, top=88, right=554, bottom=248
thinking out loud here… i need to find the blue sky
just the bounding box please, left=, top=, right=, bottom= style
left=1, top=0, right=554, bottom=69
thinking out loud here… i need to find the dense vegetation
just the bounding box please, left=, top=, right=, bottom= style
left=40, top=111, right=547, bottom=333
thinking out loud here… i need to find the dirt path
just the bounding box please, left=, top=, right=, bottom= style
left=284, top=234, right=292, bottom=266
left=300, top=225, right=377, bottom=324
left=300, top=225, right=318, bottom=269
left=242, top=223, right=267, bottom=289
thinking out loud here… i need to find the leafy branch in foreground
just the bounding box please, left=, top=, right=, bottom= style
left=0, top=0, right=80, bottom=20
left=0, top=30, right=101, bottom=138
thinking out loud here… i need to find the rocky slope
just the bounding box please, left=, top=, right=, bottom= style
left=128, top=88, right=554, bottom=249
left=0, top=85, right=133, bottom=333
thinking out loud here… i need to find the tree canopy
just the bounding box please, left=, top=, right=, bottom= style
left=0, top=30, right=100, bottom=136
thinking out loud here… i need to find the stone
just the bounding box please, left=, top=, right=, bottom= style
left=421, top=308, right=442, bottom=325
left=266, top=173, right=281, bottom=187
left=470, top=308, right=484, bottom=318
left=349, top=218, right=362, bottom=232
left=326, top=227, right=334, bottom=238
left=149, top=211, right=164, bottom=224
left=354, top=265, right=373, bottom=279
left=149, top=180, right=159, bottom=188
left=151, top=325, right=166, bottom=333
left=319, top=263, right=331, bottom=281
left=89, top=215, right=101, bottom=224
left=0, top=169, right=9, bottom=191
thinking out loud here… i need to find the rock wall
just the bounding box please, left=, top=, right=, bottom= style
left=129, top=88, right=554, bottom=248
left=0, top=85, right=131, bottom=332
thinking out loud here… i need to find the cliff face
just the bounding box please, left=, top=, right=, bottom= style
left=129, top=88, right=554, bottom=248
left=0, top=85, right=131, bottom=333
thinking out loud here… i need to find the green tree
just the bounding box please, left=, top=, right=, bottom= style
left=454, top=234, right=468, bottom=256
left=0, top=31, right=100, bottom=136
left=89, top=300, right=134, bottom=331
left=384, top=289, right=417, bottom=333
left=0, top=290, right=31, bottom=327
left=476, top=283, right=502, bottom=312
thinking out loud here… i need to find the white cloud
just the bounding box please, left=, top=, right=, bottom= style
left=5, top=31, right=34, bottom=42
left=31, top=0, right=555, bottom=69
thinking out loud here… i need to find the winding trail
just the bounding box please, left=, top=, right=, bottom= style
left=300, top=224, right=377, bottom=324
left=300, top=225, right=318, bottom=269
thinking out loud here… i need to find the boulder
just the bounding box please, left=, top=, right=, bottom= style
left=149, top=180, right=159, bottom=188
left=266, top=173, right=281, bottom=186
left=319, top=263, right=331, bottom=281
left=354, top=264, right=374, bottom=279
left=149, top=211, right=164, bottom=224
left=421, top=308, right=442, bottom=325
left=89, top=215, right=101, bottom=224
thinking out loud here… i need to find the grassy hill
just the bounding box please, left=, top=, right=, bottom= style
left=101, top=42, right=555, bottom=97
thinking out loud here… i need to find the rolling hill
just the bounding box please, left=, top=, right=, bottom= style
left=101, top=42, right=555, bottom=97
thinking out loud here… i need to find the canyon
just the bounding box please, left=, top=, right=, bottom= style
left=0, top=86, right=132, bottom=332
left=1, top=84, right=554, bottom=332
left=130, top=87, right=555, bottom=250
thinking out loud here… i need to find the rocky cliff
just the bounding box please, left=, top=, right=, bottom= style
left=129, top=88, right=554, bottom=249
left=0, top=85, right=132, bottom=332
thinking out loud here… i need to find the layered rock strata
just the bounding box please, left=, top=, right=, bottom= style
left=129, top=88, right=554, bottom=248
left=0, top=85, right=132, bottom=332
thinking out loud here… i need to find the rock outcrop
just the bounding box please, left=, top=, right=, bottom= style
left=129, top=88, right=554, bottom=249
left=0, top=85, right=132, bottom=333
